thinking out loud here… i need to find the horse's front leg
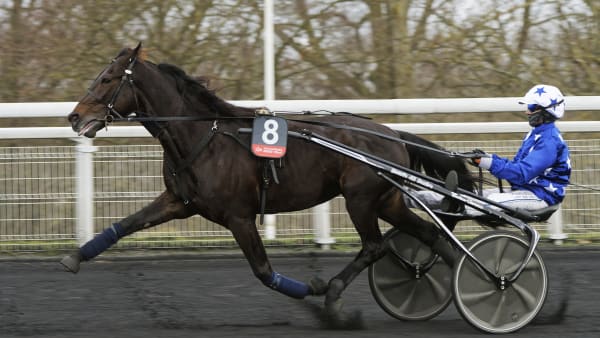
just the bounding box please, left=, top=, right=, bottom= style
left=60, top=190, right=193, bottom=273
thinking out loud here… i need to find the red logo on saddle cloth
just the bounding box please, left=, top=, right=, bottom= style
left=251, top=116, right=288, bottom=159
left=252, top=144, right=286, bottom=158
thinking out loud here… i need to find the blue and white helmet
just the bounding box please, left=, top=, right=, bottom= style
left=518, top=84, right=565, bottom=119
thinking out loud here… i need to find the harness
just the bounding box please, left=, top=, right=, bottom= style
left=86, top=56, right=283, bottom=217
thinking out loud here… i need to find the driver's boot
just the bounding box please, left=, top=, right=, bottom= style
left=440, top=170, right=464, bottom=213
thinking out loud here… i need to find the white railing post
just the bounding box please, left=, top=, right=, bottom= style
left=262, top=0, right=277, bottom=241
left=264, top=214, right=277, bottom=240
left=313, top=202, right=335, bottom=250
left=73, top=137, right=97, bottom=246
left=547, top=206, right=567, bottom=245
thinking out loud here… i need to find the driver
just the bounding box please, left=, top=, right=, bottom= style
left=406, top=84, right=571, bottom=217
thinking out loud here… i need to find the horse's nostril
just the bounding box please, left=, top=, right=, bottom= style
left=68, top=112, right=79, bottom=123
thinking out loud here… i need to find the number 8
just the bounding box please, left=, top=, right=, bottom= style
left=262, top=119, right=279, bottom=145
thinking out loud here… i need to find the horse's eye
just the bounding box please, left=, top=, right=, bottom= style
left=101, top=78, right=111, bottom=84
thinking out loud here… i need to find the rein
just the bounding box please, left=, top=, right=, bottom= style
left=107, top=109, right=366, bottom=123
left=105, top=103, right=481, bottom=160
left=111, top=115, right=255, bottom=123
left=282, top=117, right=482, bottom=159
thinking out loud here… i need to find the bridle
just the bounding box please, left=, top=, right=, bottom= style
left=85, top=55, right=141, bottom=127
left=105, top=56, right=141, bottom=122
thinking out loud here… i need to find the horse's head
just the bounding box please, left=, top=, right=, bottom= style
left=68, top=43, right=144, bottom=138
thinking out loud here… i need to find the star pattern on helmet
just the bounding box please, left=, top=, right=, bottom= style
left=550, top=98, right=558, bottom=107
left=544, top=183, right=558, bottom=193
left=535, top=86, right=546, bottom=96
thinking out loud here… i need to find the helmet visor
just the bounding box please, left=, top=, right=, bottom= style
left=527, top=104, right=540, bottom=112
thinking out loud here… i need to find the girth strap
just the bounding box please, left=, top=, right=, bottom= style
left=259, top=159, right=280, bottom=225
left=220, top=131, right=280, bottom=224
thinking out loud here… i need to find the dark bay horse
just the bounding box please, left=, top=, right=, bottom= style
left=62, top=43, right=474, bottom=321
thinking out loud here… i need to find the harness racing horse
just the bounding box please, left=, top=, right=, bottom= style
left=62, top=43, right=474, bottom=324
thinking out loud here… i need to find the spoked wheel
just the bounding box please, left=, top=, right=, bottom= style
left=368, top=228, right=452, bottom=321
left=452, top=230, right=548, bottom=334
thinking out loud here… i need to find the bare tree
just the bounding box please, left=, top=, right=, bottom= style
left=0, top=0, right=598, bottom=106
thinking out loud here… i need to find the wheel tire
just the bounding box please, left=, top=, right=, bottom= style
left=368, top=228, right=452, bottom=321
left=452, top=230, right=548, bottom=333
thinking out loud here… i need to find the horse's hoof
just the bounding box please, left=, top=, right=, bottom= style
left=324, top=278, right=345, bottom=307
left=321, top=299, right=365, bottom=330
left=309, top=276, right=328, bottom=296
left=60, top=254, right=81, bottom=273
left=325, top=298, right=344, bottom=316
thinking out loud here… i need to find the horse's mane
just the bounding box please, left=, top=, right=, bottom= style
left=157, top=63, right=215, bottom=100
left=156, top=63, right=239, bottom=115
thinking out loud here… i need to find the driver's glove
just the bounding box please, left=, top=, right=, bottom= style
left=470, top=149, right=492, bottom=170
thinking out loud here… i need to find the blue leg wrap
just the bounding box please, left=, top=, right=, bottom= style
left=79, top=223, right=125, bottom=261
left=264, top=271, right=311, bottom=299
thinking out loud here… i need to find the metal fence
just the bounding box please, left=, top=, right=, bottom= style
left=1, top=137, right=598, bottom=252
left=2, top=98, right=599, bottom=252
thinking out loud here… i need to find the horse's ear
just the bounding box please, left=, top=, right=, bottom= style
left=132, top=42, right=147, bottom=62
left=133, top=42, right=142, bottom=55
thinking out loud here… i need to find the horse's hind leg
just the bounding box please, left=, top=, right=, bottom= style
left=227, top=216, right=317, bottom=299
left=324, top=201, right=385, bottom=315
left=60, top=190, right=193, bottom=273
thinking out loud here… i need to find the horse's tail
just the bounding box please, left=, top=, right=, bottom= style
left=395, top=130, right=476, bottom=192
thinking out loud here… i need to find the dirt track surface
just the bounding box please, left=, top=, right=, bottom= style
left=1, top=247, right=599, bottom=338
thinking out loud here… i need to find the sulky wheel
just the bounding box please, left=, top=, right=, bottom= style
left=368, top=228, right=452, bottom=321
left=452, top=230, right=548, bottom=334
